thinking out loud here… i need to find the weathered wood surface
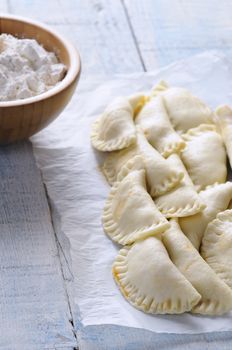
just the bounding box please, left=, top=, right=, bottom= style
left=124, top=0, right=232, bottom=70
left=0, top=0, right=146, bottom=348
left=1, top=0, right=232, bottom=349
left=0, top=142, right=76, bottom=350
left=8, top=0, right=144, bottom=76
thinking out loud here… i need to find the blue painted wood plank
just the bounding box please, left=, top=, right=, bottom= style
left=124, top=0, right=232, bottom=69
left=0, top=1, right=145, bottom=348
left=8, top=0, right=144, bottom=76
left=78, top=325, right=232, bottom=350
left=0, top=142, right=77, bottom=349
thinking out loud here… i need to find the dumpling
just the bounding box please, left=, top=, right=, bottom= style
left=116, top=154, right=145, bottom=182
left=201, top=210, right=232, bottom=290
left=179, top=182, right=232, bottom=250
left=103, top=143, right=138, bottom=185
left=135, top=128, right=184, bottom=198
left=128, top=92, right=148, bottom=116
left=102, top=166, right=170, bottom=245
left=103, top=127, right=184, bottom=197
left=163, top=220, right=232, bottom=315
left=135, top=95, right=186, bottom=157
left=112, top=236, right=201, bottom=314
left=181, top=124, right=227, bottom=191
left=160, top=87, right=214, bottom=133
left=216, top=105, right=232, bottom=169
left=154, top=154, right=205, bottom=218
left=150, top=80, right=169, bottom=98
left=91, top=97, right=136, bottom=151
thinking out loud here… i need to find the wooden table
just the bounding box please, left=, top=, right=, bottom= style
left=1, top=1, right=232, bottom=349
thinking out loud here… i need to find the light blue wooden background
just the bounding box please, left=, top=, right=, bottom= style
left=1, top=0, right=232, bottom=349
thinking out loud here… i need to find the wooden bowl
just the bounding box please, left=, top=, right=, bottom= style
left=0, top=14, right=81, bottom=144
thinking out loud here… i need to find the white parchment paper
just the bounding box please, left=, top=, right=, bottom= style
left=32, top=52, right=232, bottom=334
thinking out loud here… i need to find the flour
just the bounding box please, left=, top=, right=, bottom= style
left=0, top=34, right=66, bottom=101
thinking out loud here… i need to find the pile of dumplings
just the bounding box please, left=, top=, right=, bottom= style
left=91, top=81, right=232, bottom=316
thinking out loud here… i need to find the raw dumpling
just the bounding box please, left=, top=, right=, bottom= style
left=201, top=210, right=232, bottom=289
left=135, top=95, right=186, bottom=157
left=103, top=143, right=138, bottom=185
left=116, top=154, right=145, bottom=182
left=181, top=124, right=227, bottom=191
left=154, top=154, right=205, bottom=218
left=103, top=127, right=184, bottom=197
left=163, top=220, right=232, bottom=315
left=179, top=182, right=232, bottom=250
left=91, top=97, right=136, bottom=151
left=102, top=166, right=170, bottom=245
left=161, top=87, right=214, bottom=133
left=128, top=92, right=148, bottom=116
left=216, top=105, right=232, bottom=169
left=112, top=236, right=201, bottom=314
left=150, top=80, right=169, bottom=98
left=133, top=129, right=184, bottom=197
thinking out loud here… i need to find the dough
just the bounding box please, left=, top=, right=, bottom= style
left=103, top=166, right=169, bottom=245
left=91, top=97, right=136, bottom=151
left=179, top=182, right=232, bottom=250
left=201, top=210, right=232, bottom=290
left=154, top=154, right=205, bottom=218
left=163, top=220, right=232, bottom=315
left=181, top=124, right=227, bottom=191
left=113, top=236, right=201, bottom=314
left=135, top=95, right=185, bottom=157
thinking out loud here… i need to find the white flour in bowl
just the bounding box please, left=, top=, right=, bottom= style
left=0, top=34, right=66, bottom=101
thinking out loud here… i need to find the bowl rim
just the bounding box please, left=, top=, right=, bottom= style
left=0, top=13, right=81, bottom=107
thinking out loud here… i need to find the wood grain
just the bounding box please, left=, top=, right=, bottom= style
left=0, top=142, right=76, bottom=349
left=124, top=0, right=232, bottom=70
left=8, top=0, right=144, bottom=76
left=0, top=0, right=145, bottom=348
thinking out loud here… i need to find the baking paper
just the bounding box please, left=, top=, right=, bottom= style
left=32, top=52, right=232, bottom=335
